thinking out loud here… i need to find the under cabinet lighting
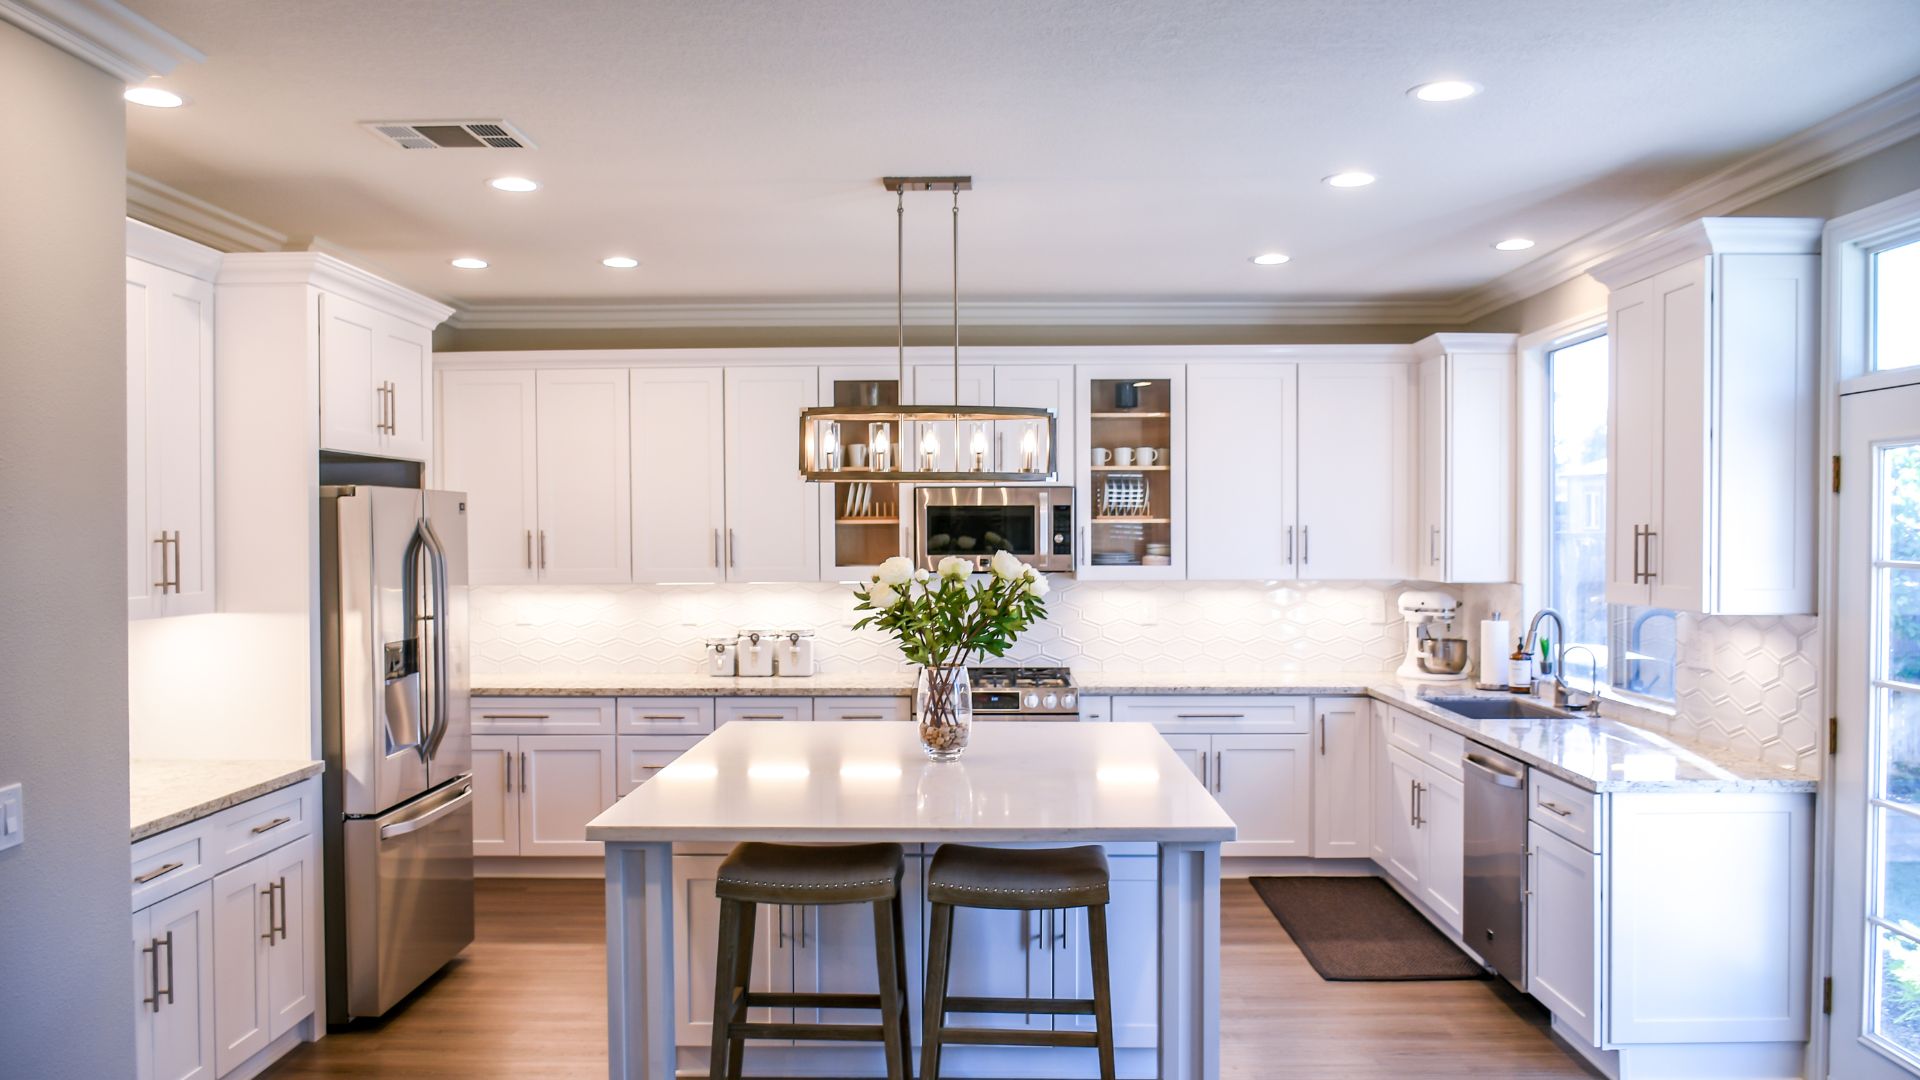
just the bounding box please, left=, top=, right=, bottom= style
left=1409, top=80, right=1480, bottom=102
left=451, top=257, right=489, bottom=269
left=1493, top=238, right=1536, bottom=251
left=124, top=86, right=185, bottom=108
left=488, top=176, right=539, bottom=192
left=1323, top=171, right=1376, bottom=188
left=748, top=763, right=811, bottom=781
left=1249, top=253, right=1290, bottom=266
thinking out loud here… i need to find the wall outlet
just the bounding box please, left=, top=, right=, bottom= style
left=0, top=783, right=22, bottom=852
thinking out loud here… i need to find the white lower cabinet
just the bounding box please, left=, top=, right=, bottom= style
left=1161, top=731, right=1310, bottom=857
left=1380, top=742, right=1464, bottom=935
left=211, top=834, right=316, bottom=1074
left=1310, top=697, right=1371, bottom=857
left=470, top=733, right=618, bottom=857
left=135, top=882, right=217, bottom=1080
left=1527, top=822, right=1601, bottom=1046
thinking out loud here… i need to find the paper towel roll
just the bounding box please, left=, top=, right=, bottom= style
left=1478, top=619, right=1510, bottom=688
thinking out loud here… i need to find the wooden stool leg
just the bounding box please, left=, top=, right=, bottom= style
left=890, top=892, right=914, bottom=1066
left=726, top=901, right=756, bottom=1080
left=872, top=897, right=910, bottom=1079
left=708, top=897, right=743, bottom=1080
left=1087, top=903, right=1117, bottom=1080
left=920, top=902, right=956, bottom=1080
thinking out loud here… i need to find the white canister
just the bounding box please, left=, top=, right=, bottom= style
left=775, top=630, right=817, bottom=677
left=736, top=630, right=777, bottom=677
left=706, top=636, right=739, bottom=678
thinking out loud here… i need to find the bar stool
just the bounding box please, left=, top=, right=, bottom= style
left=708, top=841, right=913, bottom=1079
left=920, top=844, right=1116, bottom=1080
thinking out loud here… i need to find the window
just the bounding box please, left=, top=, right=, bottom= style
left=1545, top=332, right=1677, bottom=701
left=1875, top=236, right=1920, bottom=371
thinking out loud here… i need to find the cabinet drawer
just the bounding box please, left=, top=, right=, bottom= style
left=617, top=697, right=715, bottom=735
left=814, top=697, right=910, bottom=723
left=617, top=735, right=704, bottom=796
left=214, top=783, right=315, bottom=866
left=1386, top=707, right=1432, bottom=756
left=474, top=697, right=616, bottom=735
left=716, top=698, right=814, bottom=725
left=1426, top=726, right=1467, bottom=780
left=131, top=829, right=211, bottom=911
left=1530, top=770, right=1603, bottom=853
left=1113, top=696, right=1310, bottom=734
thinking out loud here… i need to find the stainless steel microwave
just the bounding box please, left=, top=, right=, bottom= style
left=914, top=486, right=1073, bottom=573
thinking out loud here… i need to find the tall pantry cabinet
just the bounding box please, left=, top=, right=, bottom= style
left=1590, top=218, right=1821, bottom=615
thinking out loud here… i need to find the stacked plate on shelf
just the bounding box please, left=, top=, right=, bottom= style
left=1091, top=552, right=1141, bottom=567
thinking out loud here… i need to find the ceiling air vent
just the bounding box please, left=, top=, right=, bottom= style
left=362, top=119, right=536, bottom=150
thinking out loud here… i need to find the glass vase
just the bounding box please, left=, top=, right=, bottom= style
left=915, top=664, right=972, bottom=761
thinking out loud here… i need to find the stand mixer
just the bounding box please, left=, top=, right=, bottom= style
left=1395, top=589, right=1470, bottom=682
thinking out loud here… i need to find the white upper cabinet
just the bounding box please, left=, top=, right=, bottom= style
left=437, top=369, right=538, bottom=585
left=633, top=367, right=728, bottom=584
left=319, top=292, right=435, bottom=461
left=1412, top=334, right=1514, bottom=584
left=1296, top=362, right=1411, bottom=581
left=126, top=225, right=218, bottom=620
left=1187, top=363, right=1296, bottom=580
left=534, top=369, right=632, bottom=583
left=1593, top=218, right=1821, bottom=614
left=724, top=366, right=820, bottom=582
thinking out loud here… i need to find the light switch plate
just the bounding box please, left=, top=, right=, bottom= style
left=0, top=783, right=21, bottom=852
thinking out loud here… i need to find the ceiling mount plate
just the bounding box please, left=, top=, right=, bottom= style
left=883, top=176, right=973, bottom=192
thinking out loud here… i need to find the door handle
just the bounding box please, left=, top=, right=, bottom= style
left=1414, top=781, right=1425, bottom=828
left=1301, top=525, right=1309, bottom=566
left=711, top=528, right=720, bottom=569
left=1524, top=847, right=1535, bottom=900
left=379, top=783, right=474, bottom=840
left=249, top=815, right=292, bottom=835
left=1430, top=525, right=1441, bottom=566
left=538, top=531, right=547, bottom=570
left=1198, top=752, right=1208, bottom=791
left=1319, top=714, right=1327, bottom=755
left=1643, top=528, right=1657, bottom=582
left=1632, top=524, right=1645, bottom=583
left=1538, top=800, right=1575, bottom=818
left=503, top=748, right=513, bottom=793
left=260, top=880, right=280, bottom=944
left=134, top=861, right=184, bottom=885
left=1214, top=750, right=1224, bottom=793
left=779, top=905, right=790, bottom=946
left=1286, top=525, right=1295, bottom=565
left=143, top=931, right=174, bottom=1012
left=526, top=529, right=533, bottom=570
left=1053, top=908, right=1067, bottom=948
left=727, top=529, right=736, bottom=569
left=276, top=877, right=288, bottom=941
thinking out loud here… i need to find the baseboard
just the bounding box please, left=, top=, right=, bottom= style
left=222, top=1017, right=314, bottom=1080
left=476, top=855, right=605, bottom=878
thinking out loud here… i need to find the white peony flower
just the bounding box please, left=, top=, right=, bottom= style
left=914, top=568, right=931, bottom=582
left=1022, top=565, right=1038, bottom=581
left=937, top=556, right=971, bottom=581
left=990, top=549, right=1025, bottom=580
left=868, top=582, right=902, bottom=609
left=1027, top=572, right=1051, bottom=597
left=875, top=555, right=914, bottom=587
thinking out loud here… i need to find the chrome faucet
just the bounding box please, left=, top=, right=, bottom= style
left=1523, top=608, right=1598, bottom=712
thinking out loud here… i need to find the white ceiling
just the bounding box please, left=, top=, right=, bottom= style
left=123, top=0, right=1920, bottom=315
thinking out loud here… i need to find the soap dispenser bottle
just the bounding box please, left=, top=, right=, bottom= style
left=1507, top=639, right=1533, bottom=694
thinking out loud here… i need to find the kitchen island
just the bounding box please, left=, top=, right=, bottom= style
left=586, top=720, right=1236, bottom=1080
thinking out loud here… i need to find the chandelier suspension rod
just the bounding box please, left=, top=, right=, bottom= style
left=952, top=189, right=960, bottom=404
left=896, top=188, right=904, bottom=391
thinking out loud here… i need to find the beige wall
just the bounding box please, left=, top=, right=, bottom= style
left=0, top=22, right=136, bottom=1079
left=1468, top=131, right=1920, bottom=336
left=432, top=320, right=1448, bottom=352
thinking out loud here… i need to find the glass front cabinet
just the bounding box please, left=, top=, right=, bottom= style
left=817, top=366, right=913, bottom=580
left=1075, top=364, right=1186, bottom=580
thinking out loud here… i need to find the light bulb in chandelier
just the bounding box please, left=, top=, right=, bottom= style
left=821, top=421, right=841, bottom=472
left=969, top=424, right=989, bottom=471
left=1020, top=424, right=1039, bottom=472
left=920, top=426, right=940, bottom=471
left=870, top=423, right=892, bottom=471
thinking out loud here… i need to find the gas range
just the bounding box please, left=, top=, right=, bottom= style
left=970, top=666, right=1080, bottom=720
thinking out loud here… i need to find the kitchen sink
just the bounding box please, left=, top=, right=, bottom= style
left=1424, top=696, right=1573, bottom=722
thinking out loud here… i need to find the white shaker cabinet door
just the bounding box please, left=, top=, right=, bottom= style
left=317, top=292, right=385, bottom=457
left=518, top=735, right=618, bottom=856
left=1295, top=362, right=1410, bottom=581
left=265, top=834, right=317, bottom=1038
left=535, top=369, right=632, bottom=583
left=1605, top=277, right=1658, bottom=606
left=1382, top=747, right=1426, bottom=891
left=373, top=314, right=433, bottom=461
left=1419, top=769, right=1466, bottom=936
left=1415, top=353, right=1448, bottom=581
left=126, top=258, right=216, bottom=619
left=438, top=369, right=539, bottom=585
left=210, top=859, right=271, bottom=1074
left=1647, top=259, right=1711, bottom=613
left=1311, top=697, right=1372, bottom=858
left=141, top=882, right=217, bottom=1080
left=724, top=367, right=820, bottom=581
left=631, top=367, right=727, bottom=583
left=1053, top=854, right=1159, bottom=1048
left=672, top=855, right=783, bottom=1046
left=1527, top=823, right=1601, bottom=1046
left=938, top=904, right=1053, bottom=1034
left=470, top=735, right=520, bottom=857
left=1158, top=733, right=1211, bottom=789
left=1214, top=733, right=1313, bottom=857
left=1187, top=363, right=1296, bottom=580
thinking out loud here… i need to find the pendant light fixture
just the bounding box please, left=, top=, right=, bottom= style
left=798, top=176, right=1057, bottom=484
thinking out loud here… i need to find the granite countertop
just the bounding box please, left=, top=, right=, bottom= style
left=586, top=720, right=1236, bottom=843
left=131, top=759, right=324, bottom=842
left=472, top=672, right=916, bottom=697
left=1075, top=671, right=1382, bottom=695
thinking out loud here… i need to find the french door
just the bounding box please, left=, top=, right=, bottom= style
left=1832, top=378, right=1920, bottom=1078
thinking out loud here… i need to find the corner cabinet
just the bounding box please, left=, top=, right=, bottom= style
left=126, top=222, right=219, bottom=620
left=1412, top=334, right=1514, bottom=584
left=1592, top=218, right=1821, bottom=615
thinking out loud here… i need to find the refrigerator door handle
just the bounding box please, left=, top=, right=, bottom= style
left=418, top=516, right=452, bottom=760
left=379, top=782, right=474, bottom=840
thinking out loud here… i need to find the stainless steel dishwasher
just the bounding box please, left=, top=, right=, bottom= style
left=1462, top=746, right=1529, bottom=988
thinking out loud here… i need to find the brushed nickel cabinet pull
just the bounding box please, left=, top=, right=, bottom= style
left=250, top=816, right=291, bottom=834
left=520, top=751, right=529, bottom=792
left=134, top=861, right=184, bottom=885
left=840, top=714, right=886, bottom=721
left=170, top=531, right=182, bottom=593
left=1175, top=713, right=1245, bottom=721
left=1213, top=750, right=1224, bottom=793
left=1524, top=848, right=1534, bottom=900
left=740, top=714, right=784, bottom=721
left=142, top=933, right=174, bottom=1012
left=727, top=529, right=736, bottom=569
left=1643, top=528, right=1657, bottom=582
left=1286, top=525, right=1295, bottom=565
left=525, top=529, right=533, bottom=570
left=1198, top=752, right=1208, bottom=791
left=1319, top=714, right=1327, bottom=755
left=481, top=714, right=550, bottom=721
left=503, top=748, right=512, bottom=793
left=261, top=883, right=277, bottom=943
left=274, top=877, right=288, bottom=941
left=1539, top=800, right=1575, bottom=818
left=1430, top=525, right=1441, bottom=565
left=1302, top=525, right=1310, bottom=565
left=538, top=531, right=547, bottom=570
left=711, top=528, right=720, bottom=568
left=641, top=714, right=687, bottom=721
left=152, top=534, right=170, bottom=592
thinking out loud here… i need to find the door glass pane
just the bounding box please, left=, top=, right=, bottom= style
left=1890, top=568, right=1920, bottom=686
left=1547, top=334, right=1610, bottom=685
left=1892, top=444, right=1920, bottom=564
left=1876, top=239, right=1920, bottom=372
left=1875, top=925, right=1920, bottom=1058
left=1884, top=806, right=1920, bottom=930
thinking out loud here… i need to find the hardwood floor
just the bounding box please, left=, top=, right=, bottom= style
left=264, top=877, right=1598, bottom=1079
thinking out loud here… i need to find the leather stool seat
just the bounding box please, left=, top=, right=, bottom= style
left=716, top=841, right=904, bottom=904
left=926, top=843, right=1109, bottom=910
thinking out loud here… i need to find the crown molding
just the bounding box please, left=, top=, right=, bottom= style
left=1588, top=216, right=1823, bottom=289
left=126, top=172, right=286, bottom=254
left=1410, top=332, right=1520, bottom=362
left=443, top=296, right=1459, bottom=331
left=217, top=252, right=455, bottom=328
left=125, top=217, right=221, bottom=280
left=0, top=0, right=201, bottom=82
left=1451, top=74, right=1920, bottom=323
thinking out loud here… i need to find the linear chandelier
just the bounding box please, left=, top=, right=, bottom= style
left=797, top=176, right=1058, bottom=484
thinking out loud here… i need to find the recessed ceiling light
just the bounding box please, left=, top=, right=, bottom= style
left=450, top=257, right=489, bottom=269
left=1323, top=171, right=1376, bottom=188
left=602, top=256, right=639, bottom=269
left=1492, top=238, right=1536, bottom=251
left=488, top=176, right=539, bottom=193
left=1249, top=253, right=1290, bottom=266
left=124, top=85, right=184, bottom=108
left=1409, top=80, right=1481, bottom=103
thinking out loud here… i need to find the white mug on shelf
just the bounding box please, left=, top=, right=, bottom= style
left=1155, top=446, right=1169, bottom=465
left=1114, top=447, right=1136, bottom=467
left=848, top=443, right=869, bottom=468
left=1092, top=447, right=1113, bottom=466
left=1135, top=446, right=1159, bottom=466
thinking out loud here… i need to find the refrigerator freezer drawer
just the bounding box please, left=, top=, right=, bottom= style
left=342, top=778, right=476, bottom=1019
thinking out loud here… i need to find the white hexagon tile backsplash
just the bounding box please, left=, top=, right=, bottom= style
left=469, top=581, right=1825, bottom=775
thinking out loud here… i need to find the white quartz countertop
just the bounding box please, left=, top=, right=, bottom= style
left=585, top=720, right=1237, bottom=843
left=472, top=672, right=915, bottom=697
left=131, top=759, right=324, bottom=842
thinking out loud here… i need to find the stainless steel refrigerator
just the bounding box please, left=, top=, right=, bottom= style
left=320, top=485, right=475, bottom=1023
